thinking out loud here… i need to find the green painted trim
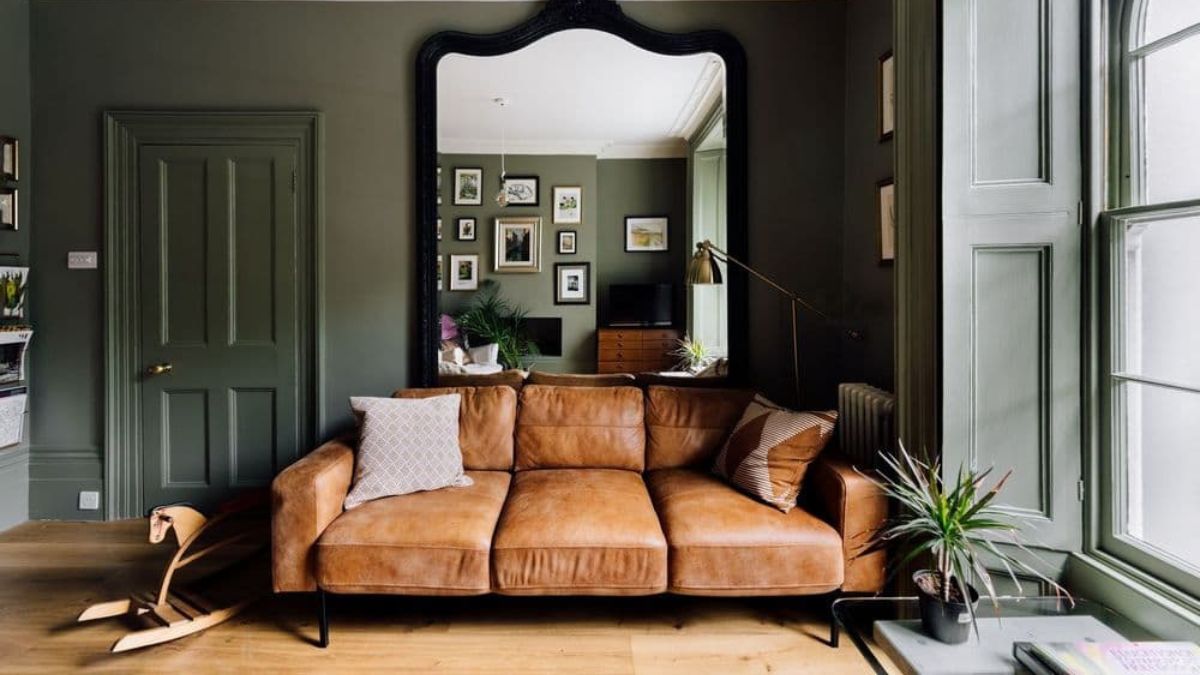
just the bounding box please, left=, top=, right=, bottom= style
left=103, top=111, right=324, bottom=520
left=894, top=0, right=941, bottom=457
left=28, top=450, right=102, bottom=521
left=1067, top=552, right=1200, bottom=640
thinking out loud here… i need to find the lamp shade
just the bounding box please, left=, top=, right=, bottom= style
left=686, top=243, right=723, bottom=285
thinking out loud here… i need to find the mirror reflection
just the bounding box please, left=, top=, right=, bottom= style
left=436, top=29, right=728, bottom=381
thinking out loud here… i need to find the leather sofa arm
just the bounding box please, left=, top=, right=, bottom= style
left=808, top=452, right=887, bottom=592
left=271, top=437, right=355, bottom=592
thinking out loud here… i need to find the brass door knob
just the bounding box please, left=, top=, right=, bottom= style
left=146, top=363, right=173, bottom=376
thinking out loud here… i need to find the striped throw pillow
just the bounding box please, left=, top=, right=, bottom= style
left=712, top=396, right=837, bottom=513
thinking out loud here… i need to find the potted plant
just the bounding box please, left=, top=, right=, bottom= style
left=670, top=335, right=709, bottom=373
left=865, top=443, right=1070, bottom=644
left=454, top=281, right=539, bottom=370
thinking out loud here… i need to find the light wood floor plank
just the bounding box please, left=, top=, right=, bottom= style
left=0, top=520, right=872, bottom=673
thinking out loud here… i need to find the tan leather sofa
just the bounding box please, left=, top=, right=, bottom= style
left=272, top=384, right=886, bottom=646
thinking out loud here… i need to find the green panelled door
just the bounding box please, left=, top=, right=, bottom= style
left=139, top=144, right=299, bottom=511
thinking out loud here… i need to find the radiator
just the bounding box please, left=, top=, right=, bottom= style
left=836, top=383, right=896, bottom=469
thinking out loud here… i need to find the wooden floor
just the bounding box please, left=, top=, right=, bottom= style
left=0, top=520, right=874, bottom=673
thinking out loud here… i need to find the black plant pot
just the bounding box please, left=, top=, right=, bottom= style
left=913, top=570, right=980, bottom=645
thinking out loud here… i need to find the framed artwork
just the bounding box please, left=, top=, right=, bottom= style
left=0, top=267, right=28, bottom=319
left=436, top=256, right=444, bottom=291
left=878, top=50, right=895, bottom=141
left=436, top=218, right=443, bottom=241
left=624, top=216, right=668, bottom=252
left=557, top=230, right=577, bottom=255
left=554, top=262, right=591, bottom=305
left=456, top=217, right=477, bottom=241
left=453, top=167, right=483, bottom=205
left=878, top=178, right=896, bottom=263
left=0, top=189, right=15, bottom=231
left=0, top=137, right=16, bottom=181
left=494, top=216, right=542, bottom=273
left=502, top=175, right=539, bottom=206
left=552, top=186, right=582, bottom=224
left=449, top=254, right=479, bottom=291
left=436, top=165, right=443, bottom=206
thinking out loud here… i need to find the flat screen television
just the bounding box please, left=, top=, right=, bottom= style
left=607, top=283, right=673, bottom=327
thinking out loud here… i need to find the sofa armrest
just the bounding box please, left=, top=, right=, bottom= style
left=808, top=452, right=887, bottom=592
left=271, top=437, right=355, bottom=592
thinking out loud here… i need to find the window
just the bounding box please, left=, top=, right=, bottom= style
left=1102, top=0, right=1200, bottom=596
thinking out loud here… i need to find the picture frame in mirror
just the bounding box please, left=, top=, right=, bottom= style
left=453, top=167, right=483, bottom=205
left=502, top=175, right=539, bottom=206
left=449, top=254, right=479, bottom=291
left=554, top=262, right=590, bottom=305
left=557, top=230, right=577, bottom=255
left=0, top=188, right=16, bottom=231
left=494, top=216, right=542, bottom=272
left=456, top=217, right=477, bottom=241
left=624, top=216, right=668, bottom=252
left=0, top=137, right=16, bottom=181
left=552, top=186, right=582, bottom=224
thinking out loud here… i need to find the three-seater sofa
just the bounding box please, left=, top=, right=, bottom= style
left=271, top=384, right=887, bottom=646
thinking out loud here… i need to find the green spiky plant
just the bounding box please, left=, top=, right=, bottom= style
left=865, top=442, right=1071, bottom=637
left=454, top=281, right=539, bottom=370
left=670, top=335, right=709, bottom=372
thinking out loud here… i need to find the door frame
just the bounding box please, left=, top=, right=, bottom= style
left=103, top=111, right=324, bottom=520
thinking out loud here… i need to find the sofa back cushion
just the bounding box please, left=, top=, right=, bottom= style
left=645, top=386, right=755, bottom=470
left=392, top=386, right=516, bottom=470
left=515, top=384, right=645, bottom=471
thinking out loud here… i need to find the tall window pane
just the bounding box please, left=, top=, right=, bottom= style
left=1119, top=381, right=1200, bottom=571
left=1139, top=35, right=1200, bottom=204
left=1120, top=213, right=1200, bottom=386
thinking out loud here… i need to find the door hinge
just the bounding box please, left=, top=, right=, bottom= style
left=1077, top=479, right=1086, bottom=502
left=290, top=170, right=297, bottom=194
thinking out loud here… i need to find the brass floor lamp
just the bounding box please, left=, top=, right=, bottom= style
left=686, top=239, right=839, bottom=406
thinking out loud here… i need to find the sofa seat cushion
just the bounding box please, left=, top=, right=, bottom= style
left=492, top=469, right=667, bottom=595
left=315, top=470, right=510, bottom=595
left=646, top=468, right=844, bottom=596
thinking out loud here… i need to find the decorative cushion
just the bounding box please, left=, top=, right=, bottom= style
left=711, top=396, right=836, bottom=513
left=344, top=395, right=471, bottom=510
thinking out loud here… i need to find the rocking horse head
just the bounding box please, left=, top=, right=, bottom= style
left=148, top=504, right=206, bottom=545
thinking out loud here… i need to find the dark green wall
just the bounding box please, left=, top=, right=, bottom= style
left=841, top=0, right=895, bottom=392
left=596, top=158, right=687, bottom=327
left=0, top=0, right=31, bottom=530
left=28, top=0, right=848, bottom=518
left=438, top=153, right=598, bottom=372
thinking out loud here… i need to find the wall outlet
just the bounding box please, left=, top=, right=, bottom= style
left=78, top=490, right=101, bottom=511
left=67, top=251, right=99, bottom=269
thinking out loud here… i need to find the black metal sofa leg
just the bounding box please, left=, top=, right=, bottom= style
left=317, top=589, right=329, bottom=648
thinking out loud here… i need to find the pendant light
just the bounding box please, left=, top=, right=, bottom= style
left=494, top=97, right=510, bottom=207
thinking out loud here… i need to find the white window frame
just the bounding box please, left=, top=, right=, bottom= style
left=1098, top=0, right=1200, bottom=599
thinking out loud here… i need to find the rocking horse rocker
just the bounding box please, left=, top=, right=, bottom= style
left=77, top=493, right=269, bottom=652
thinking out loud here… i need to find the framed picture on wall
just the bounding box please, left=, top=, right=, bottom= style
left=436, top=218, right=443, bottom=241
left=494, top=216, right=542, bottom=272
left=453, top=167, right=483, bottom=205
left=624, top=216, right=668, bottom=252
left=449, top=254, right=479, bottom=291
left=436, top=256, right=444, bottom=291
left=436, top=165, right=443, bottom=206
left=501, top=175, right=539, bottom=206
left=878, top=50, right=895, bottom=141
left=456, top=217, right=477, bottom=241
left=552, top=186, right=582, bottom=224
left=557, top=230, right=577, bottom=255
left=0, top=188, right=16, bottom=231
left=554, top=262, right=590, bottom=305
left=0, top=137, right=16, bottom=181
left=878, top=178, right=895, bottom=263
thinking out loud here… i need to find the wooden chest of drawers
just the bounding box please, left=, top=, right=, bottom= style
left=596, top=328, right=682, bottom=374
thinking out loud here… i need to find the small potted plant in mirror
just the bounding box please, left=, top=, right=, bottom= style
left=670, top=335, right=709, bottom=373
left=863, top=443, right=1071, bottom=644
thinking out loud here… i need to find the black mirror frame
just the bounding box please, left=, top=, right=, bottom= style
left=415, top=0, right=748, bottom=386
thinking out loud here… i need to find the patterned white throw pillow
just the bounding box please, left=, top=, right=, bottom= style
left=344, top=394, right=472, bottom=510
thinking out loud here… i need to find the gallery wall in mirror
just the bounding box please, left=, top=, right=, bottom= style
left=415, top=0, right=747, bottom=385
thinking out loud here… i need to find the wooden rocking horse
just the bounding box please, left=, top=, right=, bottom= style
left=77, top=493, right=269, bottom=652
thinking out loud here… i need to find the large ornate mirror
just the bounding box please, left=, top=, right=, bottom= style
left=416, top=0, right=747, bottom=385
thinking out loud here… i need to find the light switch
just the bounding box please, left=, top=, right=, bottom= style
left=67, top=251, right=98, bottom=269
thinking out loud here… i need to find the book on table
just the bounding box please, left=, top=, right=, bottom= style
left=1013, top=641, right=1200, bottom=675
